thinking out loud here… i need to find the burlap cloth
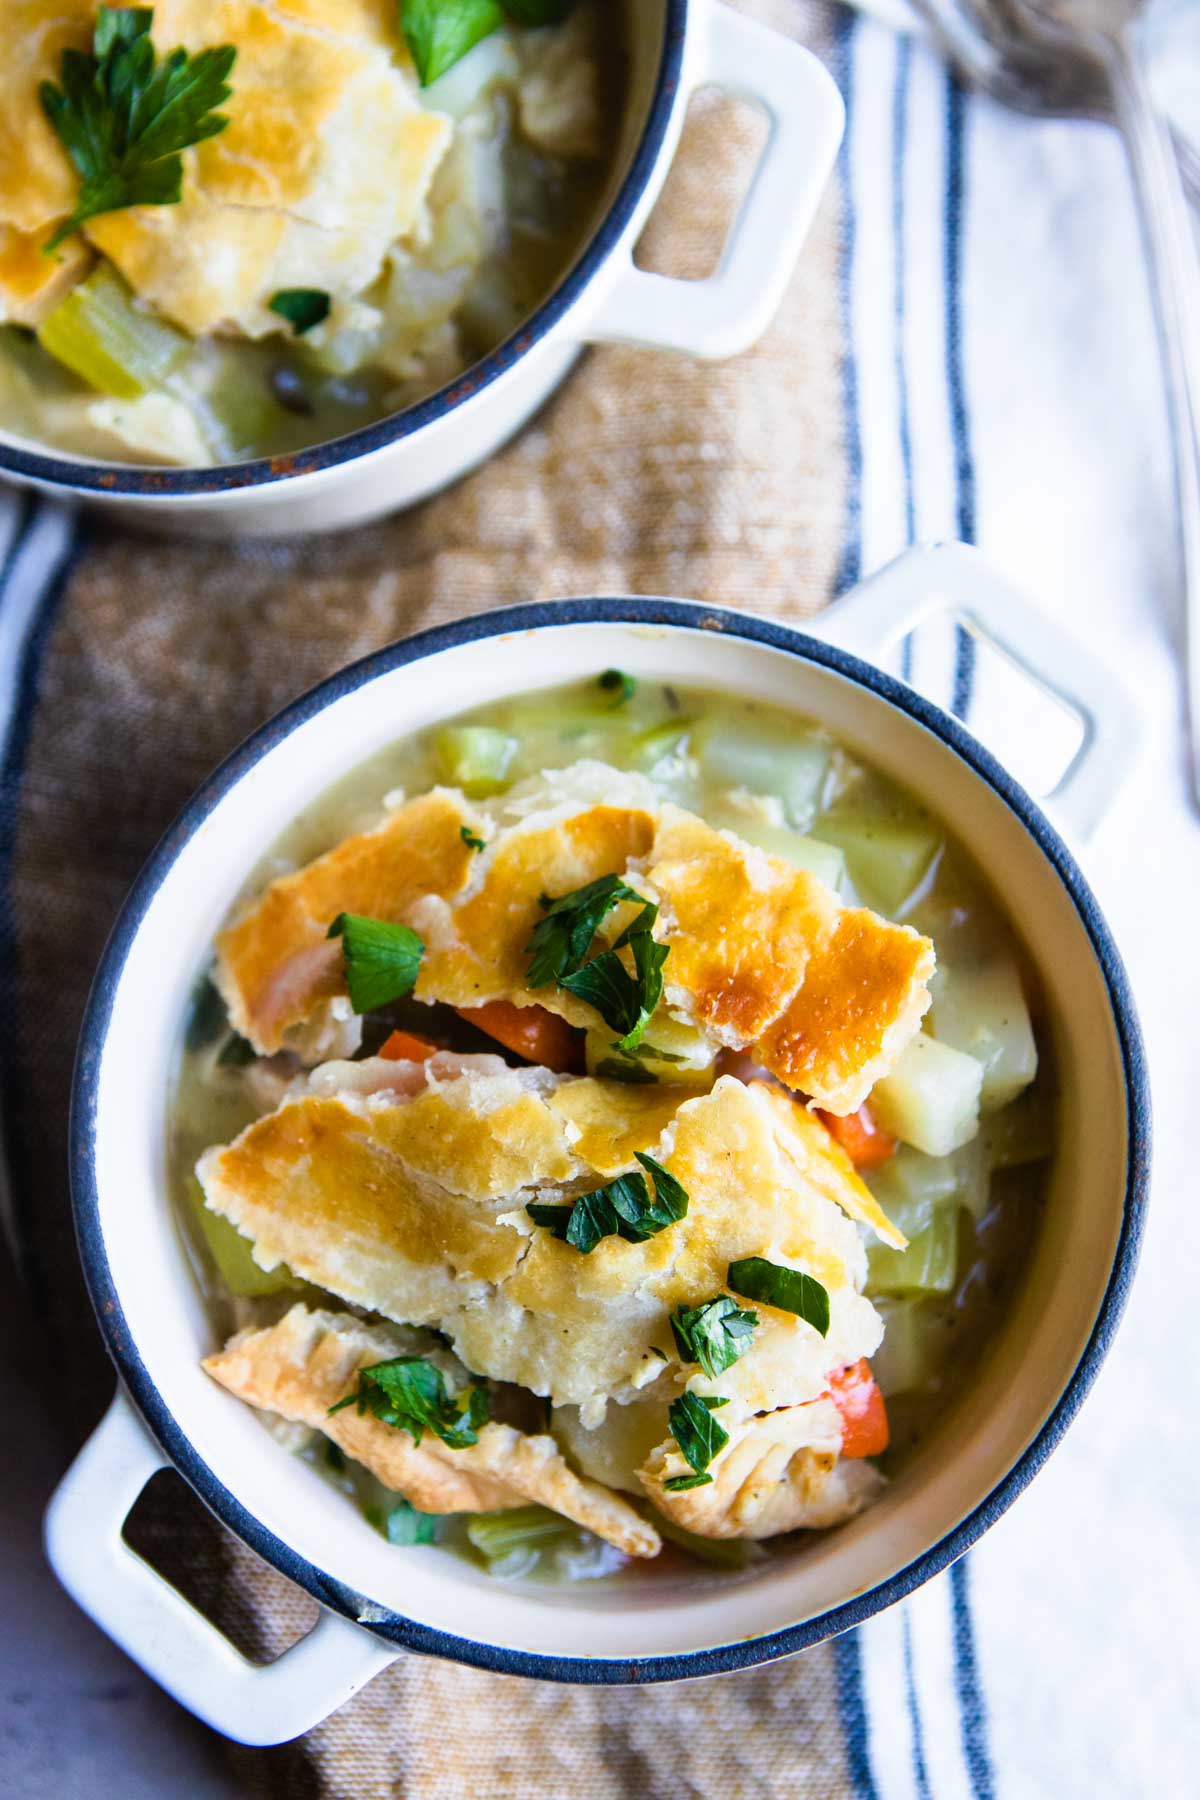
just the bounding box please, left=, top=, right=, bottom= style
left=4, top=3, right=865, bottom=1791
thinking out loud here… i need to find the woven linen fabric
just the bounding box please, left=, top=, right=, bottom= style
left=0, top=3, right=877, bottom=1796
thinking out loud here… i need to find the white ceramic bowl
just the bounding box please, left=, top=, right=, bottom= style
left=0, top=0, right=843, bottom=539
left=47, top=545, right=1149, bottom=1744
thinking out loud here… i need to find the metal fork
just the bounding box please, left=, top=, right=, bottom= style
left=910, top=0, right=1200, bottom=806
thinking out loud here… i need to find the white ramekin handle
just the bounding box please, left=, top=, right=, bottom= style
left=812, top=542, right=1141, bottom=840
left=44, top=1389, right=398, bottom=1745
left=583, top=1, right=845, bottom=358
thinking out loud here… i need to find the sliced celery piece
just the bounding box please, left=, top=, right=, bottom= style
left=867, top=1207, right=957, bottom=1297
left=38, top=264, right=188, bottom=400
left=585, top=1015, right=715, bottom=1087
left=694, top=720, right=830, bottom=829
left=716, top=814, right=846, bottom=891
left=185, top=1177, right=303, bottom=1298
left=434, top=725, right=518, bottom=796
left=467, top=1505, right=572, bottom=1556
left=871, top=1033, right=983, bottom=1157
left=871, top=1298, right=949, bottom=1396
left=810, top=806, right=942, bottom=913
left=630, top=716, right=697, bottom=770
left=979, top=1087, right=1056, bottom=1169
left=931, top=953, right=1038, bottom=1112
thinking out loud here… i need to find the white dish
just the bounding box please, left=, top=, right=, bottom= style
left=47, top=544, right=1148, bottom=1741
left=0, top=0, right=843, bottom=537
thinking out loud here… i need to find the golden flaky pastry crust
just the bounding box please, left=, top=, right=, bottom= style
left=202, top=1305, right=660, bottom=1556
left=0, top=1, right=451, bottom=331
left=212, top=763, right=934, bottom=1113
left=197, top=1065, right=889, bottom=1428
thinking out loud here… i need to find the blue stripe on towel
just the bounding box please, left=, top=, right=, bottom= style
left=902, top=1608, right=933, bottom=1800
left=951, top=1559, right=996, bottom=1800
left=0, top=496, right=34, bottom=596
left=944, top=70, right=976, bottom=719
left=834, top=8, right=863, bottom=597
left=0, top=508, right=83, bottom=1289
left=833, top=1627, right=879, bottom=1800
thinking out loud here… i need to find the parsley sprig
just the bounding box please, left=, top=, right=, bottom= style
left=41, top=8, right=236, bottom=253
left=268, top=289, right=330, bottom=335
left=664, top=1392, right=729, bottom=1491
left=526, top=1151, right=688, bottom=1253
left=328, top=912, right=424, bottom=1013
left=329, top=1356, right=488, bottom=1449
left=403, top=0, right=573, bottom=87
left=525, top=875, right=668, bottom=1052
left=670, top=1296, right=758, bottom=1378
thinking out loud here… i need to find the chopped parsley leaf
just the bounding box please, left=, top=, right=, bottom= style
left=668, top=1392, right=730, bottom=1478
left=598, top=668, right=636, bottom=707
left=268, top=288, right=330, bottom=335
left=670, top=1295, right=758, bottom=1378
left=460, top=826, right=487, bottom=852
left=727, top=1256, right=830, bottom=1337
left=328, top=912, right=424, bottom=1013
left=526, top=1151, right=688, bottom=1253
left=328, top=1356, right=488, bottom=1449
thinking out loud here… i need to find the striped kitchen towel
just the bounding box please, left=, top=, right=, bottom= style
left=1, top=1, right=1195, bottom=1795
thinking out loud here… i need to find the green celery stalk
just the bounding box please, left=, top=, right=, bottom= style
left=465, top=1505, right=574, bottom=1561
left=434, top=726, right=518, bottom=796
left=38, top=263, right=188, bottom=399
left=866, top=1206, right=958, bottom=1297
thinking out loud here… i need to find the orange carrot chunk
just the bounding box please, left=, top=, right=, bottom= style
left=455, top=1000, right=585, bottom=1074
left=816, top=1101, right=897, bottom=1169
left=377, top=1030, right=440, bottom=1062
left=826, top=1358, right=889, bottom=1458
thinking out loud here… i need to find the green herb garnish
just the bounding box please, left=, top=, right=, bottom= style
left=384, top=1498, right=440, bottom=1545
left=663, top=1472, right=715, bottom=1493
left=727, top=1256, right=830, bottom=1337
left=328, top=912, right=424, bottom=1013
left=598, top=668, right=636, bottom=707
left=460, top=826, right=487, bottom=852
left=268, top=288, right=330, bottom=335
left=526, top=1151, right=688, bottom=1253
left=41, top=8, right=236, bottom=253
left=402, top=0, right=504, bottom=85
left=328, top=1356, right=488, bottom=1449
left=666, top=1392, right=729, bottom=1483
left=670, top=1296, right=758, bottom=1378
left=593, top=1056, right=659, bottom=1085
left=526, top=874, right=668, bottom=1052
left=402, top=0, right=574, bottom=86
left=526, top=875, right=645, bottom=987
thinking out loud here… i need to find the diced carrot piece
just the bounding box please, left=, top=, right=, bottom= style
left=826, top=1358, right=889, bottom=1458
left=455, top=1000, right=584, bottom=1073
left=816, top=1101, right=897, bottom=1169
left=378, top=1030, right=440, bottom=1062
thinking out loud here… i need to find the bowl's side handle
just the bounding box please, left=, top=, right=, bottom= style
left=44, top=1389, right=399, bottom=1745
left=811, top=541, right=1142, bottom=841
left=582, top=0, right=845, bottom=361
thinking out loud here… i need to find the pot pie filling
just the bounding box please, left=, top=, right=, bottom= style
left=0, top=1, right=620, bottom=465
left=177, top=677, right=1053, bottom=1580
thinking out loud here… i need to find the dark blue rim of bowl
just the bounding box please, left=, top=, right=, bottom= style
left=70, top=596, right=1150, bottom=1686
left=1, top=5, right=687, bottom=499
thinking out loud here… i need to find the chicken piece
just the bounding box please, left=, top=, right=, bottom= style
left=640, top=1399, right=884, bottom=1539
left=203, top=1304, right=660, bottom=1557
left=213, top=762, right=934, bottom=1111
left=1, top=2, right=452, bottom=338
left=197, top=1067, right=891, bottom=1424
left=517, top=4, right=605, bottom=160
